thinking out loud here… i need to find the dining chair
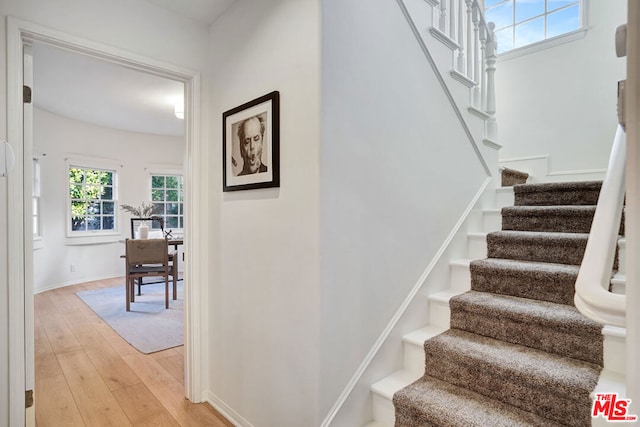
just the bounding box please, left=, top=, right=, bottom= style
left=124, top=238, right=178, bottom=311
left=129, top=217, right=179, bottom=296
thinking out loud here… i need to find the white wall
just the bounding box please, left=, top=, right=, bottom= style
left=0, top=1, right=208, bottom=424
left=496, top=0, right=627, bottom=176
left=207, top=0, right=321, bottom=426
left=321, top=0, right=488, bottom=423
left=32, top=108, right=183, bottom=293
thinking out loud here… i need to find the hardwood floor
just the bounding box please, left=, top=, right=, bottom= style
left=34, top=277, right=232, bottom=427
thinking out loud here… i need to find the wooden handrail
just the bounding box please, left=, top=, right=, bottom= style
left=574, top=124, right=627, bottom=327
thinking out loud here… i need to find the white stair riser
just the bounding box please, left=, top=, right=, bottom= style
left=450, top=263, right=470, bottom=292
left=372, top=393, right=395, bottom=426
left=495, top=188, right=514, bottom=208
left=429, top=299, right=451, bottom=329
left=483, top=209, right=502, bottom=232
left=468, top=234, right=487, bottom=259
left=404, top=341, right=425, bottom=379
left=603, top=333, right=626, bottom=375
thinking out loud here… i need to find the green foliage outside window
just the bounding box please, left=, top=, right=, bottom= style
left=69, top=167, right=116, bottom=232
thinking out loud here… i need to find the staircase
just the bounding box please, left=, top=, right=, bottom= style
left=366, top=180, right=627, bottom=426
left=348, top=1, right=628, bottom=426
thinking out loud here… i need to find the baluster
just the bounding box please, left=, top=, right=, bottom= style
left=440, top=0, right=447, bottom=33
left=466, top=0, right=473, bottom=79
left=457, top=0, right=466, bottom=73
left=485, top=22, right=498, bottom=140
left=479, top=21, right=488, bottom=112
left=472, top=4, right=481, bottom=108
left=449, top=0, right=456, bottom=40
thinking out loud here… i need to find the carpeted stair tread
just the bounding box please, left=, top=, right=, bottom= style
left=449, top=291, right=603, bottom=365
left=470, top=258, right=579, bottom=305
left=513, top=181, right=602, bottom=206
left=486, top=230, right=589, bottom=265
left=393, top=375, right=563, bottom=427
left=423, top=329, right=601, bottom=426
left=392, top=180, right=608, bottom=426
left=501, top=205, right=596, bottom=233
left=501, top=167, right=529, bottom=187
left=502, top=205, right=625, bottom=235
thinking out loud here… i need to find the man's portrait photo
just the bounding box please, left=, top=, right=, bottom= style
left=233, top=113, right=268, bottom=176
left=223, top=91, right=280, bottom=192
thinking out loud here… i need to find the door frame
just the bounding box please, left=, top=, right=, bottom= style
left=6, top=16, right=205, bottom=425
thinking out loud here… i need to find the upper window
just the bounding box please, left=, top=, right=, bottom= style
left=485, top=0, right=582, bottom=54
left=151, top=174, right=184, bottom=230
left=68, top=166, right=116, bottom=233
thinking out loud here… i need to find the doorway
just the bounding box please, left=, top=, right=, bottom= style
left=6, top=16, right=204, bottom=426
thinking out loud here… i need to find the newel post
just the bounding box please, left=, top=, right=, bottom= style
left=485, top=22, right=498, bottom=140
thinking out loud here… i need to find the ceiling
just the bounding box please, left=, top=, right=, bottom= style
left=32, top=0, right=237, bottom=138
left=144, top=0, right=236, bottom=25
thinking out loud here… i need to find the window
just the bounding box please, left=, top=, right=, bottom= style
left=33, top=158, right=41, bottom=239
left=485, top=0, right=583, bottom=54
left=151, top=175, right=184, bottom=230
left=68, top=166, right=116, bottom=233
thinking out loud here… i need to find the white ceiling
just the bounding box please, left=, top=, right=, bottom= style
left=33, top=42, right=186, bottom=137
left=144, top=0, right=236, bottom=25
left=32, top=0, right=237, bottom=138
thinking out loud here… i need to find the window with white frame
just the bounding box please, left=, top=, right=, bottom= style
left=151, top=174, right=184, bottom=230
left=68, top=166, right=116, bottom=233
left=485, top=0, right=583, bottom=54
left=33, top=158, right=41, bottom=239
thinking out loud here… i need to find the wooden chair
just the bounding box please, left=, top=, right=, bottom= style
left=124, top=238, right=177, bottom=311
left=130, top=217, right=179, bottom=296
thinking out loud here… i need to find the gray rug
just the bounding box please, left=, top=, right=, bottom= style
left=76, top=280, right=183, bottom=354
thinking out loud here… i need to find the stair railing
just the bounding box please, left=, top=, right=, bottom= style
left=432, top=0, right=498, bottom=140
left=574, top=124, right=626, bottom=327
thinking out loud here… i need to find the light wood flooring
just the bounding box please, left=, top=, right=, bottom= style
left=35, top=277, right=232, bottom=427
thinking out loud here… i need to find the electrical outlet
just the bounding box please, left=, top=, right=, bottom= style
left=70, top=264, right=76, bottom=272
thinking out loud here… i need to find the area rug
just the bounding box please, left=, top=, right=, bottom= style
left=76, top=280, right=183, bottom=354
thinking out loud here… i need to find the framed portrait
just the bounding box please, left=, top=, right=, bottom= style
left=223, top=91, right=280, bottom=192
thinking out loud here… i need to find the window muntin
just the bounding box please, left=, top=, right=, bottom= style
left=485, top=0, right=582, bottom=54
left=69, top=166, right=116, bottom=233
left=151, top=174, right=184, bottom=230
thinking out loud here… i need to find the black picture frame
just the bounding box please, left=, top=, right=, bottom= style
left=223, top=91, right=280, bottom=192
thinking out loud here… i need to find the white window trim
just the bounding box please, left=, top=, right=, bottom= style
left=497, top=26, right=588, bottom=62
left=65, top=156, right=121, bottom=245
left=488, top=0, right=589, bottom=60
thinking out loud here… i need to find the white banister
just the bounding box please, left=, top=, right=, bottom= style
left=574, top=124, right=627, bottom=327
left=449, top=0, right=456, bottom=40
left=417, top=0, right=498, bottom=138
left=479, top=19, right=487, bottom=111
left=440, top=0, right=448, bottom=33
left=457, top=0, right=466, bottom=73
left=485, top=21, right=497, bottom=139
left=472, top=4, right=480, bottom=107
left=466, top=0, right=473, bottom=78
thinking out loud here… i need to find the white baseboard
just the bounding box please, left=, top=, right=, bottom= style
left=203, top=390, right=253, bottom=427
left=34, top=274, right=122, bottom=294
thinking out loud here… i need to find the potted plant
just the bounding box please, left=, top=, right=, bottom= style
left=120, top=202, right=155, bottom=239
